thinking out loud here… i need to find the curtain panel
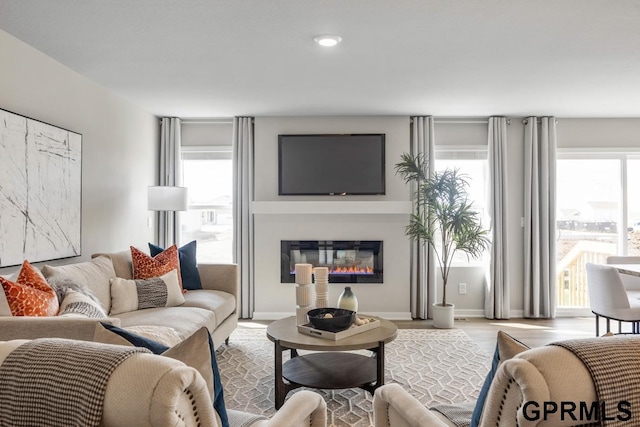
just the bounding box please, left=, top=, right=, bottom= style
left=158, top=117, right=183, bottom=248
left=485, top=117, right=510, bottom=319
left=409, top=116, right=436, bottom=319
left=232, top=117, right=255, bottom=319
left=523, top=116, right=557, bottom=318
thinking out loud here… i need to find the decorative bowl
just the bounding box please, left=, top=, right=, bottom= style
left=307, top=308, right=356, bottom=332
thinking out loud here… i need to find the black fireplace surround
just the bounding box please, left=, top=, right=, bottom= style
left=280, top=240, right=383, bottom=283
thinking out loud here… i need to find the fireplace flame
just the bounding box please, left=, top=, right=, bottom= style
left=328, top=266, right=373, bottom=275
left=290, top=266, right=374, bottom=275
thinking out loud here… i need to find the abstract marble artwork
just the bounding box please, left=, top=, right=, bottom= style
left=0, top=109, right=82, bottom=267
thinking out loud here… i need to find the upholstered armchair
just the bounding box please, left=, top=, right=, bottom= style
left=0, top=338, right=327, bottom=427
left=373, top=333, right=630, bottom=427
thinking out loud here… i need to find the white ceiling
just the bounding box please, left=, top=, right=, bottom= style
left=1, top=0, right=639, bottom=118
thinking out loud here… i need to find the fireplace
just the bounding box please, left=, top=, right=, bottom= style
left=280, top=240, right=383, bottom=283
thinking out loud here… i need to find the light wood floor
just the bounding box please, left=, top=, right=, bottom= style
left=243, top=316, right=609, bottom=354
left=394, top=317, right=600, bottom=354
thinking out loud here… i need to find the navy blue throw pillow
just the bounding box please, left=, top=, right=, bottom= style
left=149, top=240, right=203, bottom=290
left=99, top=323, right=228, bottom=427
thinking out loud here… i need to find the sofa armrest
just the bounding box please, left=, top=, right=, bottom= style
left=104, top=353, right=217, bottom=427
left=483, top=346, right=596, bottom=427
left=259, top=390, right=327, bottom=427
left=198, top=263, right=238, bottom=300
left=373, top=383, right=450, bottom=427
left=0, top=316, right=120, bottom=342
left=0, top=340, right=217, bottom=427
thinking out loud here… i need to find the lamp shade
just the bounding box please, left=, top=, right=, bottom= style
left=147, top=186, right=188, bottom=211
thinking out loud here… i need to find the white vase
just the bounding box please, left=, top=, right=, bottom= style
left=432, top=302, right=454, bottom=329
left=337, top=286, right=358, bottom=312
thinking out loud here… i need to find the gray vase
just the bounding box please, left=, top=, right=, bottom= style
left=337, top=286, right=358, bottom=312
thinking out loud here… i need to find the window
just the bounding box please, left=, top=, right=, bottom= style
left=435, top=148, right=489, bottom=266
left=555, top=152, right=640, bottom=309
left=180, top=147, right=233, bottom=263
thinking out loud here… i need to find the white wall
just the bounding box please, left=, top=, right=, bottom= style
left=252, top=116, right=412, bottom=319
left=181, top=121, right=233, bottom=147
left=251, top=117, right=640, bottom=319
left=0, top=29, right=158, bottom=274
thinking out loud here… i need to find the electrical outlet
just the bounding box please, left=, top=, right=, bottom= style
left=459, top=283, right=467, bottom=294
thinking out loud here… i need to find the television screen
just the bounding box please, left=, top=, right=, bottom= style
left=278, top=134, right=385, bottom=195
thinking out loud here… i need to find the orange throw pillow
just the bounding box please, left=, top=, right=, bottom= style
left=0, top=260, right=59, bottom=316
left=131, top=245, right=182, bottom=289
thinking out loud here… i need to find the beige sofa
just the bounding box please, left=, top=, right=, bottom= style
left=0, top=250, right=238, bottom=349
left=373, top=337, right=622, bottom=427
left=0, top=338, right=327, bottom=427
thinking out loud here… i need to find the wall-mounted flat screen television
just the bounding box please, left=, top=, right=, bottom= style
left=278, top=134, right=385, bottom=195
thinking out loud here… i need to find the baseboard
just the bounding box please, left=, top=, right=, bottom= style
left=251, top=309, right=592, bottom=321
left=251, top=311, right=413, bottom=321
left=453, top=309, right=486, bottom=319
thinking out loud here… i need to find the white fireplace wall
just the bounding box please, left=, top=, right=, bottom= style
left=253, top=214, right=410, bottom=319
left=252, top=116, right=412, bottom=319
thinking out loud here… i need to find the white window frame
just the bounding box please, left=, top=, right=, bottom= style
left=557, top=148, right=640, bottom=254
left=180, top=145, right=233, bottom=263
left=435, top=145, right=489, bottom=267
left=555, top=148, right=640, bottom=315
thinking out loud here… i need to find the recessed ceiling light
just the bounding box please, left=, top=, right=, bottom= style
left=314, top=34, right=342, bottom=47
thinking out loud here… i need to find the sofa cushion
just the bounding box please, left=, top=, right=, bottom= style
left=42, top=256, right=116, bottom=313
left=119, top=325, right=183, bottom=347
left=0, top=261, right=59, bottom=317
left=109, top=269, right=185, bottom=315
left=470, top=331, right=529, bottom=427
left=115, top=306, right=216, bottom=338
left=182, top=290, right=236, bottom=327
left=131, top=245, right=182, bottom=289
left=149, top=241, right=203, bottom=291
left=94, top=323, right=229, bottom=427
left=58, top=289, right=108, bottom=319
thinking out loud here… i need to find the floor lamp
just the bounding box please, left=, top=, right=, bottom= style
left=147, top=186, right=188, bottom=248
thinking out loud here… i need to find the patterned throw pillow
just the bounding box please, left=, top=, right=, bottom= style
left=109, top=269, right=185, bottom=315
left=58, top=289, right=107, bottom=319
left=149, top=241, right=202, bottom=290
left=131, top=245, right=182, bottom=289
left=0, top=260, right=59, bottom=316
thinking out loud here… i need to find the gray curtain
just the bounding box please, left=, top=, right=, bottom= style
left=158, top=117, right=182, bottom=248
left=524, top=116, right=557, bottom=318
left=485, top=117, right=510, bottom=319
left=409, top=116, right=436, bottom=319
left=232, top=117, right=254, bottom=319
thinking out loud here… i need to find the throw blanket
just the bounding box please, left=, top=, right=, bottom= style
left=551, top=336, right=640, bottom=427
left=0, top=338, right=150, bottom=427
left=431, top=401, right=476, bottom=427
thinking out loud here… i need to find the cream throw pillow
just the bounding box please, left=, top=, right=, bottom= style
left=42, top=256, right=116, bottom=313
left=58, top=289, right=107, bottom=319
left=109, top=269, right=184, bottom=315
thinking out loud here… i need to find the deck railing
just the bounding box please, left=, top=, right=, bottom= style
left=556, top=240, right=616, bottom=307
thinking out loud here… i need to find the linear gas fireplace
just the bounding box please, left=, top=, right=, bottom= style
left=280, top=240, right=383, bottom=283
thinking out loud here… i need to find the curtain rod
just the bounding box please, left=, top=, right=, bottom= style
left=522, top=118, right=559, bottom=125
left=180, top=118, right=234, bottom=124
left=411, top=118, right=512, bottom=125
left=433, top=119, right=488, bottom=124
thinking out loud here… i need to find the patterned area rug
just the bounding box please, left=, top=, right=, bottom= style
left=217, top=327, right=491, bottom=427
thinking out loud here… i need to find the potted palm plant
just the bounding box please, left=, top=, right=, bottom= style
left=395, top=153, right=490, bottom=328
